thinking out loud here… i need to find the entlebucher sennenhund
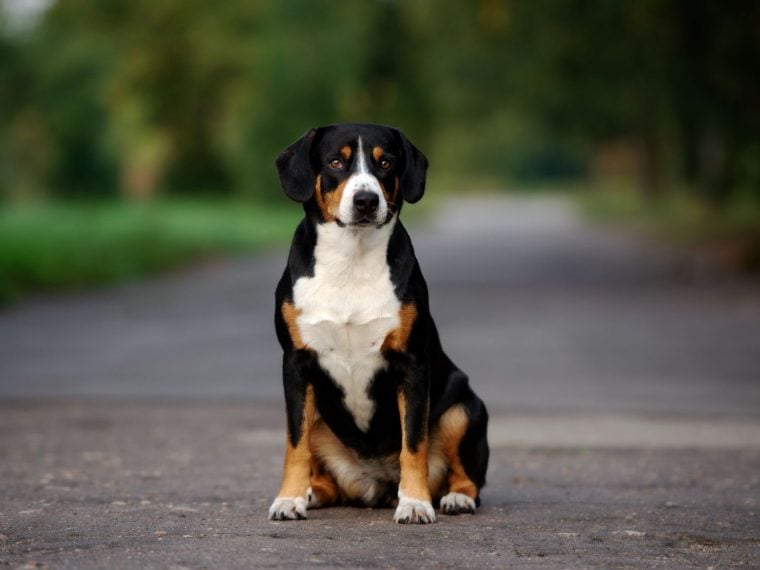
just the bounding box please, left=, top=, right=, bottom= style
left=269, top=123, right=489, bottom=524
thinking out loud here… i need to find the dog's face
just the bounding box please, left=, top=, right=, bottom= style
left=276, top=124, right=428, bottom=227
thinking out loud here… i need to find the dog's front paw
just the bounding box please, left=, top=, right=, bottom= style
left=440, top=492, right=476, bottom=515
left=394, top=496, right=436, bottom=524
left=268, top=495, right=308, bottom=521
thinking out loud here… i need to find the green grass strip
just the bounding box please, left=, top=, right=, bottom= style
left=0, top=200, right=302, bottom=306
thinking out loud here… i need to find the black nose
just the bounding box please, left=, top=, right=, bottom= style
left=353, top=191, right=379, bottom=215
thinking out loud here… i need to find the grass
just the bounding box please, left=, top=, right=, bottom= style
left=0, top=199, right=303, bottom=306
left=578, top=182, right=760, bottom=271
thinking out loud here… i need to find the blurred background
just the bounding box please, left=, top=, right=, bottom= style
left=1, top=0, right=759, bottom=305
left=2, top=5, right=759, bottom=563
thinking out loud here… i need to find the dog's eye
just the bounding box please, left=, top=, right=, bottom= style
left=328, top=158, right=344, bottom=169
left=379, top=159, right=393, bottom=170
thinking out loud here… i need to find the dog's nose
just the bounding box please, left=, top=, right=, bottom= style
left=353, top=191, right=379, bottom=215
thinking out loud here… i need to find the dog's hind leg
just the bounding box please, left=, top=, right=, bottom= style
left=436, top=399, right=489, bottom=515
left=308, top=446, right=340, bottom=508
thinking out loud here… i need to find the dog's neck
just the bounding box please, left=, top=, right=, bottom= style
left=313, top=217, right=397, bottom=267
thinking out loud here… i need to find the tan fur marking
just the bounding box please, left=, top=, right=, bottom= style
left=314, top=174, right=347, bottom=222
left=309, top=456, right=340, bottom=507
left=314, top=175, right=334, bottom=222
left=437, top=405, right=478, bottom=499
left=340, top=145, right=352, bottom=160
left=397, top=389, right=431, bottom=502
left=426, top=435, right=449, bottom=499
left=276, top=385, right=316, bottom=498
left=373, top=147, right=396, bottom=202
left=281, top=301, right=306, bottom=349
left=372, top=146, right=384, bottom=162
left=382, top=303, right=417, bottom=353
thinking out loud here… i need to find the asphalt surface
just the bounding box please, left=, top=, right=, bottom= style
left=1, top=195, right=759, bottom=568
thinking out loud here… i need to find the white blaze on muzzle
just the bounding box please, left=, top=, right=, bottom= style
left=338, top=137, right=388, bottom=225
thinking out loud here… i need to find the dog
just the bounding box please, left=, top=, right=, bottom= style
left=268, top=123, right=488, bottom=524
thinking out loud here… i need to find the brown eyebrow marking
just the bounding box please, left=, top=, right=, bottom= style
left=340, top=145, right=352, bottom=160
left=372, top=146, right=384, bottom=161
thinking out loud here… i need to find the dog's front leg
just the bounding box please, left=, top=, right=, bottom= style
left=391, top=354, right=436, bottom=524
left=269, top=350, right=316, bottom=520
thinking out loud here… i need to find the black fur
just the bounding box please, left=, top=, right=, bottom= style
left=274, top=123, right=488, bottom=501
left=394, top=129, right=428, bottom=203
left=276, top=128, right=320, bottom=203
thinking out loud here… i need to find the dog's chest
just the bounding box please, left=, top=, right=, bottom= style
left=292, top=223, right=400, bottom=431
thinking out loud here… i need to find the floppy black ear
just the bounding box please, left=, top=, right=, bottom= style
left=397, top=131, right=428, bottom=203
left=276, top=128, right=320, bottom=202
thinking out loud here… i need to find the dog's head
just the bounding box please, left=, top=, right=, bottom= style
left=276, top=123, right=428, bottom=227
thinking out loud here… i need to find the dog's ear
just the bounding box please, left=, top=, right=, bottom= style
left=276, top=128, right=320, bottom=203
left=397, top=130, right=428, bottom=203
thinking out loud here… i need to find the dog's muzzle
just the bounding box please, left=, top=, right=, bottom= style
left=339, top=172, right=387, bottom=226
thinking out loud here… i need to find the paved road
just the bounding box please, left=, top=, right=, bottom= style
left=2, top=196, right=759, bottom=417
left=1, top=195, right=759, bottom=567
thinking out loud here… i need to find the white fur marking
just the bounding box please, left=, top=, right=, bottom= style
left=268, top=496, right=308, bottom=520
left=293, top=220, right=399, bottom=431
left=338, top=137, right=388, bottom=225
left=357, top=136, right=369, bottom=175
left=440, top=492, right=476, bottom=515
left=325, top=451, right=399, bottom=505
left=394, top=491, right=436, bottom=524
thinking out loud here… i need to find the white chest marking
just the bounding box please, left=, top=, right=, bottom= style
left=293, top=220, right=399, bottom=431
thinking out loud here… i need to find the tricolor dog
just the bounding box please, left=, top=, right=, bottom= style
left=269, top=123, right=489, bottom=524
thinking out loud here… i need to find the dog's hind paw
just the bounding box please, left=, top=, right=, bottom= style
left=268, top=496, right=308, bottom=521
left=393, top=497, right=436, bottom=524
left=440, top=492, right=476, bottom=515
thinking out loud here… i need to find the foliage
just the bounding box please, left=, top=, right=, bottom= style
left=0, top=0, right=758, bottom=204
left=579, top=183, right=760, bottom=271
left=0, top=199, right=301, bottom=305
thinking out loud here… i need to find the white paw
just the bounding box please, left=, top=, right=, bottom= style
left=440, top=492, right=476, bottom=515
left=393, top=496, right=436, bottom=524
left=268, top=494, right=308, bottom=521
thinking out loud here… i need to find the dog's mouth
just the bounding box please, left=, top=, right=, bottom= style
left=336, top=216, right=382, bottom=229
left=352, top=216, right=376, bottom=227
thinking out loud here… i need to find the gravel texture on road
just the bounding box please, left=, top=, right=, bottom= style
left=1, top=402, right=758, bottom=569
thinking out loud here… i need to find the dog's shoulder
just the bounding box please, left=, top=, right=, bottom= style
left=386, top=219, right=428, bottom=304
